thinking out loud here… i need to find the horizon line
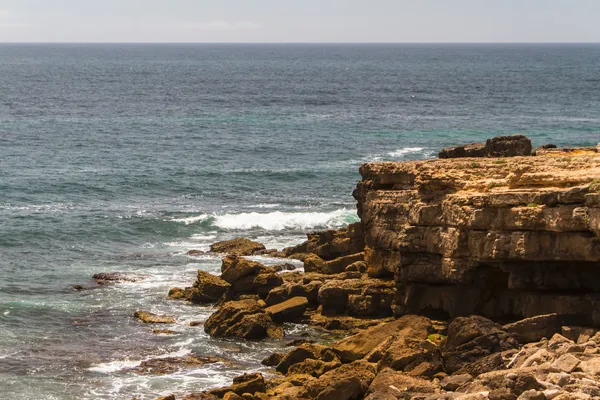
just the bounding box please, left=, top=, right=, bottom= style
left=1, top=41, right=600, bottom=45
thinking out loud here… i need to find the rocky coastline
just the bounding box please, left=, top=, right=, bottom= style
left=133, top=135, right=600, bottom=400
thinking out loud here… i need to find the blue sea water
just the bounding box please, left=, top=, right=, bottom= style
left=1, top=43, right=600, bottom=399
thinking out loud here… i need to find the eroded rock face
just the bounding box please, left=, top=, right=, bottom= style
left=354, top=152, right=600, bottom=323
left=283, top=222, right=365, bottom=261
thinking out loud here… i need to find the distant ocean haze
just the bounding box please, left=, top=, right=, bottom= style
left=0, top=43, right=599, bottom=399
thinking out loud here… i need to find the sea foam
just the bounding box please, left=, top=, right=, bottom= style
left=171, top=209, right=358, bottom=231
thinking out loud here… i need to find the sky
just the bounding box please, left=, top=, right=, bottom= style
left=0, top=0, right=599, bottom=43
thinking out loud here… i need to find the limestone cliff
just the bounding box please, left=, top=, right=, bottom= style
left=354, top=149, right=600, bottom=324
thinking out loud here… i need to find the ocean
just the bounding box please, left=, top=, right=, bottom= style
left=1, top=43, right=599, bottom=399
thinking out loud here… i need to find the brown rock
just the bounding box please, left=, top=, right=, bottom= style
left=265, top=297, right=309, bottom=322
left=261, top=352, right=284, bottom=367
left=210, top=238, right=266, bottom=256
left=223, top=393, right=244, bottom=400
left=283, top=223, right=365, bottom=261
left=485, top=134, right=532, bottom=157
left=503, top=314, right=564, bottom=343
left=299, top=360, right=376, bottom=400
left=442, top=315, right=518, bottom=376
left=365, top=368, right=440, bottom=399
left=189, top=271, right=231, bottom=303
left=220, top=255, right=268, bottom=283
left=168, top=287, right=187, bottom=299
left=93, top=272, right=149, bottom=284
left=276, top=343, right=333, bottom=374
left=131, top=355, right=226, bottom=375
left=204, top=299, right=282, bottom=340
left=439, top=142, right=486, bottom=159
left=551, top=353, right=581, bottom=373
left=134, top=311, right=176, bottom=324
left=186, top=249, right=205, bottom=256
left=156, top=395, right=176, bottom=400
left=207, top=373, right=266, bottom=398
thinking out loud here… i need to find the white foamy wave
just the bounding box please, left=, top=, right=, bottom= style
left=388, top=147, right=425, bottom=157
left=171, top=215, right=212, bottom=225
left=88, top=359, right=141, bottom=373
left=213, top=209, right=357, bottom=231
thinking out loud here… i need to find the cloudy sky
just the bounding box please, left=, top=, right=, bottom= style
left=0, top=0, right=598, bottom=43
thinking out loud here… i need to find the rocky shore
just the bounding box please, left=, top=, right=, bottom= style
left=137, top=135, right=600, bottom=400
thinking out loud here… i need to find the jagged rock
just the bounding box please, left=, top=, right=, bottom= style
left=156, top=395, right=176, bottom=400
left=261, top=352, right=284, bottom=367
left=230, top=270, right=284, bottom=297
left=439, top=142, right=486, bottom=159
left=207, top=372, right=266, bottom=397
left=503, top=314, right=565, bottom=343
left=189, top=271, right=231, bottom=303
left=276, top=343, right=333, bottom=374
left=220, top=255, right=268, bottom=283
left=272, top=263, right=297, bottom=272
left=283, top=223, right=365, bottom=261
left=317, top=278, right=395, bottom=316
left=210, top=238, right=266, bottom=256
left=561, top=326, right=596, bottom=343
left=265, top=297, right=308, bottom=322
left=334, top=315, right=435, bottom=367
left=134, top=311, right=176, bottom=324
left=168, top=287, right=187, bottom=299
left=485, top=134, right=532, bottom=157
left=265, top=281, right=322, bottom=307
left=442, top=316, right=518, bottom=376
left=365, top=368, right=440, bottom=399
left=204, top=299, right=283, bottom=340
left=287, top=358, right=342, bottom=378
left=298, top=360, right=376, bottom=400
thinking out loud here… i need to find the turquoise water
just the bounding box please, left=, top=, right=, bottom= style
left=1, top=43, right=600, bottom=399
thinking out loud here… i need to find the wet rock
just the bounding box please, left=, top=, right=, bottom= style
left=93, top=272, right=149, bottom=284
left=134, top=311, right=176, bottom=324
left=131, top=355, right=227, bottom=375
left=265, top=296, right=308, bottom=322
left=168, top=287, right=187, bottom=300
left=156, top=395, right=176, bottom=400
left=204, top=299, right=283, bottom=340
left=207, top=372, right=266, bottom=397
left=152, top=329, right=178, bottom=335
left=485, top=134, right=532, bottom=157
left=186, top=249, right=205, bottom=256
left=272, top=263, right=297, bottom=272
left=210, top=238, right=266, bottom=256
left=261, top=352, right=284, bottom=367
left=72, top=285, right=85, bottom=291
left=439, top=142, right=486, bottom=159
left=189, top=271, right=231, bottom=303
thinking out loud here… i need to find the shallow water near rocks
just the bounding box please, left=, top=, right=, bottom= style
left=1, top=43, right=600, bottom=399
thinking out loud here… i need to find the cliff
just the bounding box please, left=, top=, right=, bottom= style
left=354, top=149, right=600, bottom=324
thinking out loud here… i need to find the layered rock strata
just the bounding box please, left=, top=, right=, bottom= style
left=354, top=151, right=600, bottom=324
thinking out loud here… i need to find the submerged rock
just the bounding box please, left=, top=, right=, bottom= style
left=134, top=311, right=176, bottom=324
left=209, top=238, right=266, bottom=256
left=131, top=354, right=227, bottom=375
left=93, top=272, right=149, bottom=284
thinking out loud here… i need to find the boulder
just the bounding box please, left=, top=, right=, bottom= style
left=365, top=368, right=440, bottom=399
left=209, top=238, right=266, bottom=256
left=230, top=271, right=284, bottom=297
left=283, top=223, right=365, bottom=261
left=503, top=314, right=564, bottom=343
left=485, top=134, right=532, bottom=157
left=204, top=299, right=283, bottom=340
left=207, top=372, right=266, bottom=397
left=189, top=271, right=231, bottom=303
left=265, top=297, right=309, bottom=322
left=276, top=343, right=333, bottom=374
left=439, top=142, right=486, bottom=159
left=299, top=360, right=376, bottom=400
left=134, top=311, right=176, bottom=324
left=220, top=255, right=268, bottom=283
left=442, top=315, right=518, bottom=376
left=334, top=315, right=435, bottom=365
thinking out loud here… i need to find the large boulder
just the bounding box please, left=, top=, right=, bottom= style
left=189, top=271, right=231, bottom=303
left=207, top=372, right=266, bottom=397
left=220, top=255, right=268, bottom=283
left=365, top=368, right=441, bottom=399
left=276, top=343, right=334, bottom=374
left=442, top=315, right=519, bottom=376
left=439, top=142, right=486, bottom=159
left=298, top=360, right=376, bottom=400
left=485, top=134, right=532, bottom=157
left=210, top=238, right=266, bottom=256
left=265, top=296, right=309, bottom=322
left=317, top=278, right=395, bottom=316
left=204, top=299, right=283, bottom=340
